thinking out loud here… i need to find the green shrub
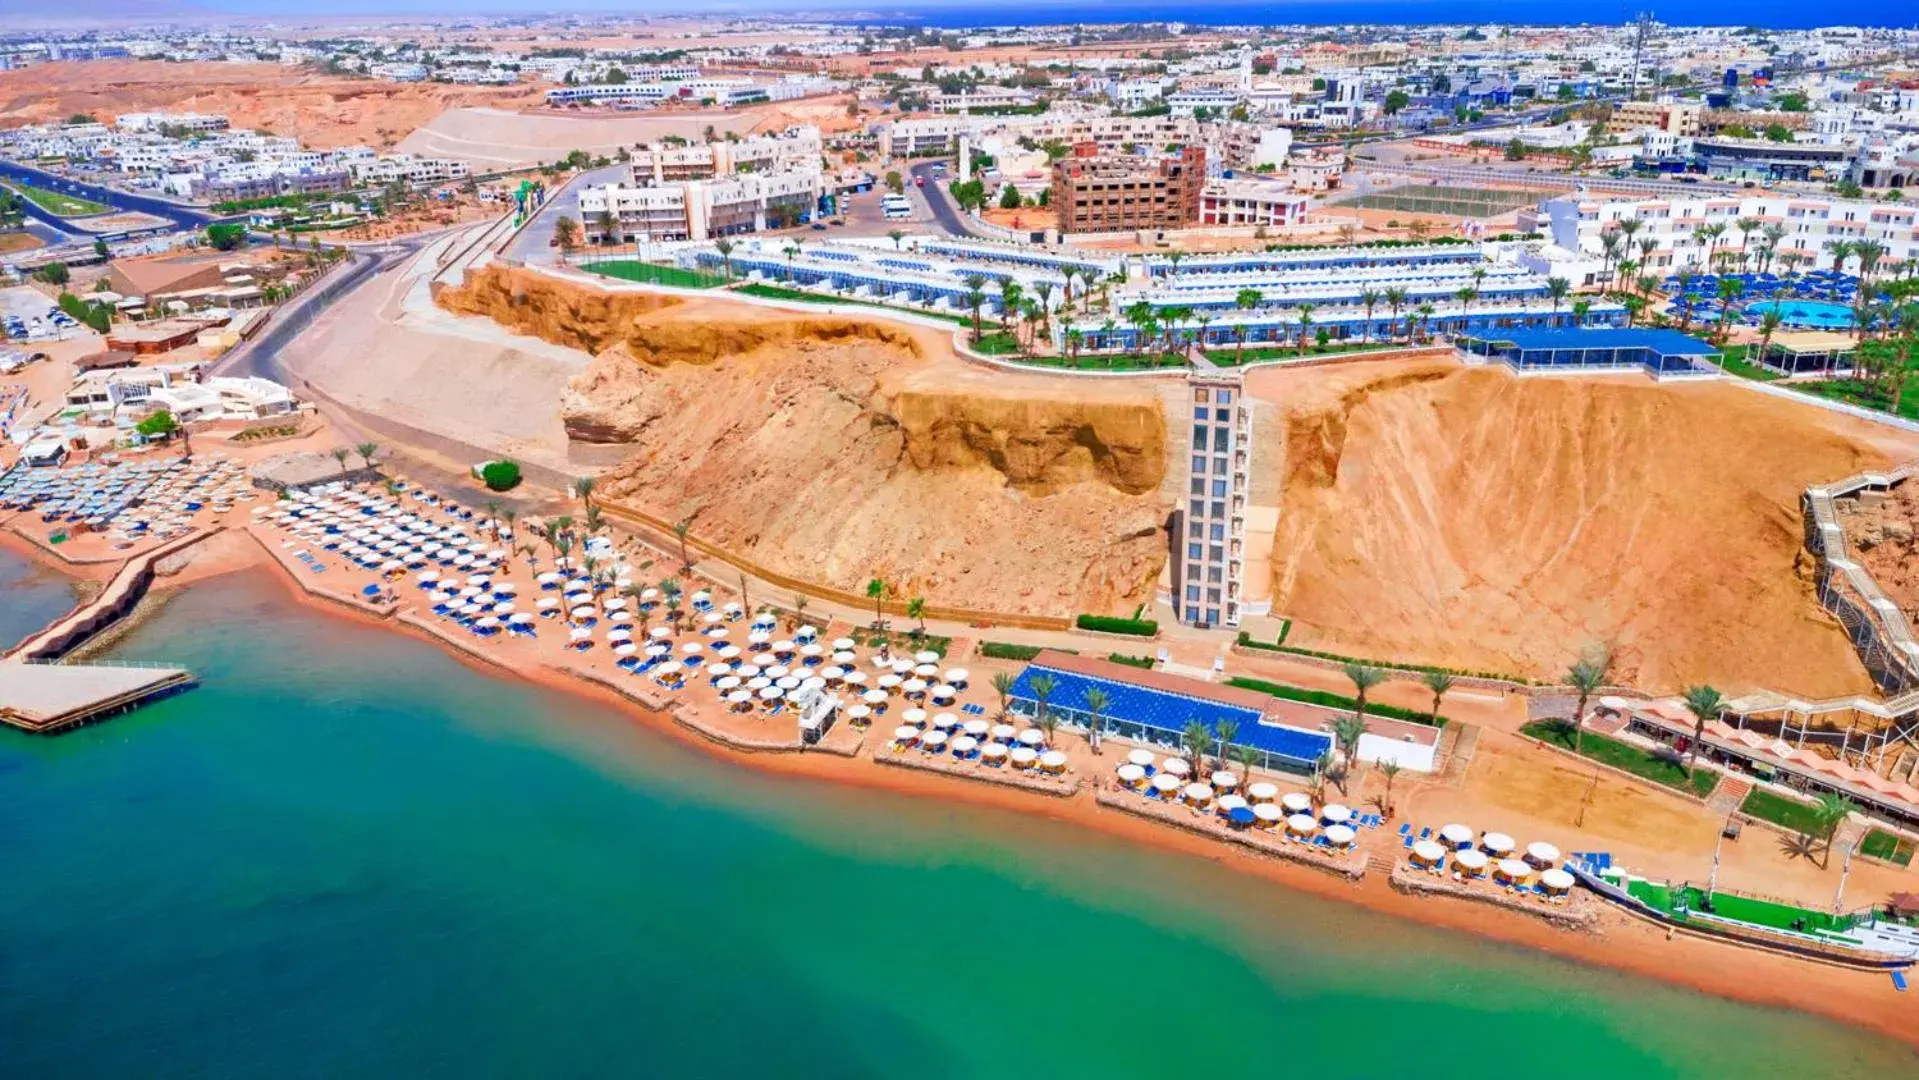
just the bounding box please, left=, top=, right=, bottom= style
left=1861, top=828, right=1914, bottom=866
left=1075, top=614, right=1158, bottom=637
left=979, top=641, right=1043, bottom=661
left=1107, top=653, right=1154, bottom=669
left=479, top=460, right=521, bottom=491
left=1250, top=639, right=1526, bottom=684
left=1226, top=676, right=1448, bottom=727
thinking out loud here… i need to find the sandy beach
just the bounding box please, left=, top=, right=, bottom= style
left=6, top=484, right=1916, bottom=1052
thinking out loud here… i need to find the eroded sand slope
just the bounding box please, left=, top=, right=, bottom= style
left=440, top=267, right=1169, bottom=617
left=1252, top=361, right=1919, bottom=696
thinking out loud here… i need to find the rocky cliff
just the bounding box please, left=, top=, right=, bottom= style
left=437, top=267, right=1170, bottom=617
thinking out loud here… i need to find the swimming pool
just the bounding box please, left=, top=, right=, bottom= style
left=1746, top=299, right=1855, bottom=330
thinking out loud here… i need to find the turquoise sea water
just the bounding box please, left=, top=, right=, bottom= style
left=4, top=568, right=1917, bottom=1078
left=0, top=543, right=77, bottom=649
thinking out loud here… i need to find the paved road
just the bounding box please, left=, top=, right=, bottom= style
left=908, top=161, right=976, bottom=238
left=507, top=164, right=625, bottom=264
left=1362, top=158, right=1763, bottom=199
left=0, top=158, right=216, bottom=233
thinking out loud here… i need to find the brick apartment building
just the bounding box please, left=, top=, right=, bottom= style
left=1052, top=142, right=1205, bottom=234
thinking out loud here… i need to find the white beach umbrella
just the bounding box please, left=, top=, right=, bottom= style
left=1161, top=757, right=1191, bottom=777
left=951, top=735, right=979, bottom=755
left=1254, top=804, right=1283, bottom=824
left=862, top=689, right=887, bottom=705
left=1526, top=842, right=1562, bottom=866
left=1325, top=824, right=1357, bottom=847
left=894, top=725, right=921, bottom=743
left=1248, top=783, right=1279, bottom=803
left=1127, top=748, right=1156, bottom=767
left=1439, top=824, right=1475, bottom=848
left=1287, top=814, right=1319, bottom=835
left=902, top=707, right=927, bottom=724
left=983, top=742, right=1010, bottom=760
left=1321, top=804, right=1351, bottom=825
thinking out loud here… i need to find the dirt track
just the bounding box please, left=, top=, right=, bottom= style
left=1250, top=360, right=1919, bottom=696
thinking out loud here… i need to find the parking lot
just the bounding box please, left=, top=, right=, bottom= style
left=1, top=285, right=79, bottom=343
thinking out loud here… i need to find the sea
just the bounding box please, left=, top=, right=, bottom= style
left=3, top=558, right=1916, bottom=1078
left=0, top=543, right=80, bottom=650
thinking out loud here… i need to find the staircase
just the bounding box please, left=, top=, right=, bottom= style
left=1437, top=723, right=1478, bottom=784
left=1366, top=851, right=1398, bottom=877
left=1706, top=774, right=1753, bottom=815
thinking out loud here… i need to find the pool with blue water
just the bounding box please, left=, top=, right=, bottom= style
left=1747, top=300, right=1856, bottom=330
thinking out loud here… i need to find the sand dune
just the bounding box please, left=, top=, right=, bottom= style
left=1251, top=362, right=1919, bottom=696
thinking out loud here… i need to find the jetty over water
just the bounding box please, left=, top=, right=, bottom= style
left=0, top=660, right=195, bottom=734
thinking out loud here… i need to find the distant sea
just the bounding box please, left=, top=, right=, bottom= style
left=3, top=567, right=1916, bottom=1077
left=842, top=0, right=1917, bottom=30
left=0, top=544, right=78, bottom=651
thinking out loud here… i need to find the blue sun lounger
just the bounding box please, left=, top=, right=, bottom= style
left=1893, top=971, right=1908, bottom=992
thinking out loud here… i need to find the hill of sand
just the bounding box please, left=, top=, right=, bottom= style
left=438, top=266, right=1170, bottom=617
left=399, top=96, right=860, bottom=168
left=1843, top=479, right=1919, bottom=618
left=1250, top=361, right=1919, bottom=697
left=0, top=61, right=541, bottom=149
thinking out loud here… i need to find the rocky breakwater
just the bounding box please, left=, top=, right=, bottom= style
left=433, top=267, right=1172, bottom=618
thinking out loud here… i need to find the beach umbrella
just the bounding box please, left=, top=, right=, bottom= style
left=646, top=644, right=669, bottom=658
left=983, top=742, right=1010, bottom=761
left=749, top=631, right=771, bottom=646
left=772, top=640, right=794, bottom=654
left=932, top=712, right=959, bottom=729
left=801, top=677, right=825, bottom=692
left=962, top=718, right=988, bottom=737
left=922, top=730, right=950, bottom=750
left=608, top=628, right=633, bottom=642
left=610, top=611, right=634, bottom=624
left=877, top=674, right=902, bottom=691
left=915, top=650, right=939, bottom=665
left=1127, top=748, right=1156, bottom=767
left=681, top=642, right=704, bottom=655
left=1039, top=750, right=1067, bottom=773
left=1247, top=782, right=1279, bottom=803
left=717, top=676, right=742, bottom=692
left=890, top=660, right=914, bottom=676
left=1117, top=763, right=1146, bottom=785
left=1017, top=729, right=1045, bottom=748
left=1183, top=783, right=1214, bottom=804
left=1287, top=814, right=1318, bottom=836
left=568, top=627, right=592, bottom=641
left=759, top=686, right=783, bottom=701
left=1218, top=794, right=1248, bottom=813
left=604, top=597, right=628, bottom=611
left=492, top=601, right=516, bottom=615
left=1325, top=824, right=1357, bottom=847
left=1321, top=804, right=1351, bottom=825
left=776, top=676, right=801, bottom=691
left=832, top=651, right=856, bottom=664
left=862, top=689, right=887, bottom=705
left=843, top=670, right=868, bottom=686
left=747, top=677, right=772, bottom=690
left=902, top=707, right=928, bottom=724
left=1161, top=757, right=1191, bottom=777
left=832, top=637, right=856, bottom=651
left=821, top=666, right=846, bottom=682
left=913, top=663, right=939, bottom=678
left=537, top=596, right=560, bottom=610
left=800, top=643, right=823, bottom=659
left=903, top=678, right=928, bottom=695
left=765, top=665, right=790, bottom=679
left=1440, top=823, right=1474, bottom=848
left=944, top=668, right=968, bottom=686
left=1010, top=747, right=1038, bottom=768
left=846, top=704, right=871, bottom=722
left=1497, top=858, right=1534, bottom=883
left=717, top=645, right=741, bottom=660
left=1540, top=869, right=1575, bottom=894
left=1526, top=842, right=1561, bottom=867
left=929, top=684, right=955, bottom=701
left=951, top=735, right=979, bottom=755
left=728, top=690, right=753, bottom=707
left=508, top=613, right=534, bottom=624
left=1411, top=839, right=1447, bottom=866
left=1481, top=832, right=1516, bottom=857
left=1253, top=804, right=1283, bottom=825
left=1210, top=771, right=1238, bottom=790
left=613, top=643, right=638, bottom=657
left=650, top=627, right=672, bottom=640
left=1454, top=849, right=1489, bottom=875
left=894, top=725, right=921, bottom=743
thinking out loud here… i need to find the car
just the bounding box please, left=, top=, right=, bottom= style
left=810, top=222, right=827, bottom=231
left=914, top=175, right=925, bottom=187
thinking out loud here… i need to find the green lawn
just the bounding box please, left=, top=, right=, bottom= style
left=1739, top=787, right=1830, bottom=835
left=1787, top=376, right=1919, bottom=423
left=1521, top=719, right=1719, bottom=797
left=582, top=260, right=726, bottom=289
left=5, top=180, right=109, bottom=217
left=1626, top=879, right=1852, bottom=935
left=1015, top=351, right=1188, bottom=372
left=1860, top=828, right=1915, bottom=866
left=1227, top=676, right=1448, bottom=727
left=1204, top=341, right=1415, bottom=366
left=733, top=283, right=973, bottom=326
left=1714, top=345, right=1785, bottom=383
left=970, top=330, right=1022, bottom=355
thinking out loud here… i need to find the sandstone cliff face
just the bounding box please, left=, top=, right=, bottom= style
left=437, top=267, right=1170, bottom=617
left=1258, top=363, right=1911, bottom=696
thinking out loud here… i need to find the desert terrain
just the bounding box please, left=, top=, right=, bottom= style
left=398, top=96, right=861, bottom=168
left=1843, top=478, right=1919, bottom=617
left=430, top=264, right=1172, bottom=619
left=1249, top=360, right=1919, bottom=696
left=0, top=61, right=542, bottom=149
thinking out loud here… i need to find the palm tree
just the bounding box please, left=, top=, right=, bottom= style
left=1734, top=216, right=1760, bottom=270
left=1344, top=663, right=1385, bottom=724
left=1029, top=673, right=1056, bottom=733
left=1233, top=744, right=1257, bottom=787
left=330, top=446, right=351, bottom=479
left=991, top=671, right=1016, bottom=718
left=1599, top=231, right=1622, bottom=287
left=1183, top=719, right=1213, bottom=778
left=1332, top=713, right=1366, bottom=792
left=1756, top=309, right=1784, bottom=371
left=792, top=592, right=809, bottom=631
left=552, top=215, right=580, bottom=262
left=1359, top=288, right=1380, bottom=343
left=1421, top=671, right=1455, bottom=727
left=659, top=578, right=683, bottom=628
left=1064, top=328, right=1084, bottom=364
left=1545, top=277, right=1571, bottom=325
left=1082, top=686, right=1110, bottom=754
left=1295, top=303, right=1316, bottom=356
left=1311, top=749, right=1334, bottom=803
left=865, top=577, right=890, bottom=629
left=672, top=518, right=693, bottom=571
left=1760, top=223, right=1786, bottom=274
left=1214, top=718, right=1239, bottom=778
left=1565, top=648, right=1611, bottom=756
left=354, top=441, right=380, bottom=471
left=887, top=228, right=906, bottom=251
left=1680, top=685, right=1724, bottom=778
left=1855, top=239, right=1887, bottom=288
left=997, top=278, right=1022, bottom=332
left=1811, top=793, right=1856, bottom=869
left=1234, top=288, right=1262, bottom=361
left=1453, top=286, right=1476, bottom=334
left=574, top=475, right=596, bottom=509
left=1826, top=238, right=1854, bottom=275
left=714, top=237, right=735, bottom=283
left=1714, top=276, right=1745, bottom=345
left=907, top=595, right=927, bottom=639
left=1383, top=286, right=1408, bottom=342
left=1377, top=760, right=1403, bottom=817
left=962, top=275, right=987, bottom=342
left=1414, top=303, right=1435, bottom=343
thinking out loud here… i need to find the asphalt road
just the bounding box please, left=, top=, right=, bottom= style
left=908, top=161, right=975, bottom=238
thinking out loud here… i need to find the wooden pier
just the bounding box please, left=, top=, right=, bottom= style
left=0, top=661, right=196, bottom=735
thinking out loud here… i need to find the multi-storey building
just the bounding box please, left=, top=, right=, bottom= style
left=1196, top=179, right=1310, bottom=229
left=1052, top=143, right=1205, bottom=234
left=624, top=127, right=822, bottom=184
left=1539, top=192, right=1919, bottom=276
left=1610, top=99, right=1704, bottom=137
left=577, top=168, right=819, bottom=242
left=1174, top=371, right=1250, bottom=631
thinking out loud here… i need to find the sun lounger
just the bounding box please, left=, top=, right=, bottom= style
left=1398, top=823, right=1412, bottom=837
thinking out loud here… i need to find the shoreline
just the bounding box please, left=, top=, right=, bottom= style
left=7, top=531, right=1919, bottom=1053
